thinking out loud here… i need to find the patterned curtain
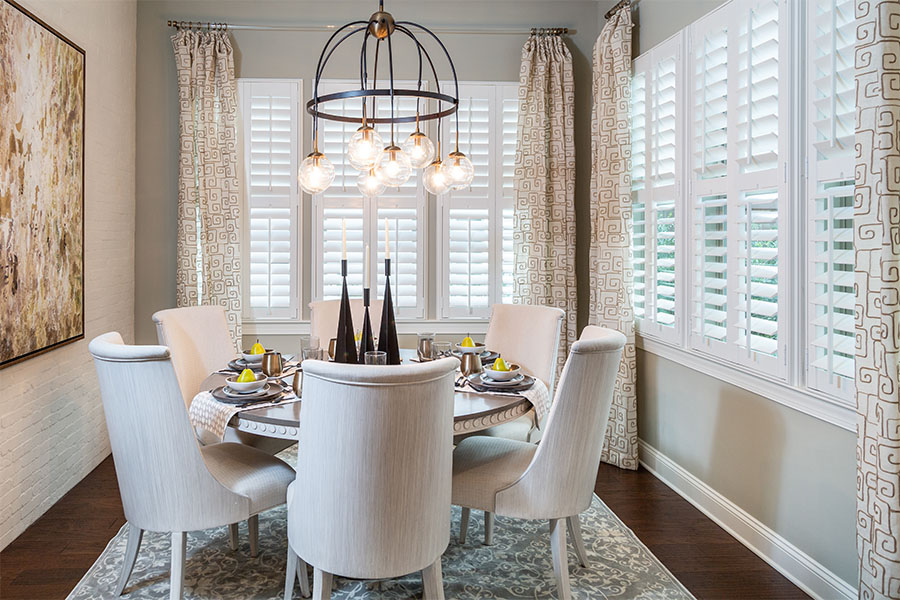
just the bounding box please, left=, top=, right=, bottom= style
left=590, top=7, right=636, bottom=470
left=513, top=33, right=576, bottom=376
left=171, top=30, right=242, bottom=346
left=856, top=1, right=900, bottom=597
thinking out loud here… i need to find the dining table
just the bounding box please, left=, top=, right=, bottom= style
left=197, top=349, right=536, bottom=441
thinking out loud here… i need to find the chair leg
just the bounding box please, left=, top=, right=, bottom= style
left=297, top=555, right=310, bottom=597
left=459, top=507, right=470, bottom=544
left=312, top=568, right=333, bottom=600
left=484, top=511, right=495, bottom=546
left=114, top=522, right=143, bottom=596
left=248, top=515, right=259, bottom=558
left=228, top=523, right=239, bottom=551
left=549, top=519, right=571, bottom=600
left=566, top=514, right=589, bottom=568
left=285, top=547, right=298, bottom=600
left=170, top=531, right=187, bottom=600
left=422, top=557, right=445, bottom=600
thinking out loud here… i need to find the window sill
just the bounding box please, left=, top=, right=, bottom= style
left=637, top=335, right=854, bottom=432
left=243, top=319, right=489, bottom=336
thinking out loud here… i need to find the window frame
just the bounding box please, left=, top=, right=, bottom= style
left=633, top=0, right=855, bottom=431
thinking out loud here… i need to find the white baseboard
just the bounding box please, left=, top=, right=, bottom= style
left=638, top=440, right=856, bottom=600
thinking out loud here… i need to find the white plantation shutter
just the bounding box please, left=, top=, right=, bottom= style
left=311, top=80, right=425, bottom=318
left=438, top=82, right=517, bottom=318
left=239, top=80, right=301, bottom=320
left=806, top=0, right=855, bottom=400
left=630, top=36, right=681, bottom=343
left=687, top=0, right=788, bottom=377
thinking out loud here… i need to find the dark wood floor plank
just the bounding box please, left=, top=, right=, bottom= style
left=0, top=456, right=808, bottom=600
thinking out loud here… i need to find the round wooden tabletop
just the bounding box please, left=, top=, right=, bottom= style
left=199, top=350, right=532, bottom=441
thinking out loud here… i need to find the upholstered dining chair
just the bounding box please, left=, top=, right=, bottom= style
left=480, top=303, right=564, bottom=442
left=308, top=299, right=384, bottom=349
left=153, top=305, right=291, bottom=454
left=89, top=332, right=298, bottom=600
left=451, top=326, right=625, bottom=600
left=284, top=357, right=459, bottom=600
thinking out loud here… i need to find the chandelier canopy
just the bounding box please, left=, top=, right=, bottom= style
left=298, top=0, right=474, bottom=196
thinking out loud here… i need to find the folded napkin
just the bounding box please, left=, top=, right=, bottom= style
left=457, top=376, right=550, bottom=428
left=189, top=386, right=300, bottom=443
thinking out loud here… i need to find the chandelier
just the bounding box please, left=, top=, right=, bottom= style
left=298, top=0, right=474, bottom=197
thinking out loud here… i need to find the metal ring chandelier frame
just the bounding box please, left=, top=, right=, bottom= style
left=298, top=0, right=473, bottom=197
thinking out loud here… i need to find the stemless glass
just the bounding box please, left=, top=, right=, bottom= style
left=365, top=350, right=387, bottom=365
left=303, top=347, right=321, bottom=361
left=433, top=341, right=452, bottom=358
left=262, top=351, right=284, bottom=377
left=417, top=333, right=435, bottom=361
left=328, top=338, right=337, bottom=360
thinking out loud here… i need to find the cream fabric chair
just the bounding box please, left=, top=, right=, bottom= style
left=153, top=305, right=291, bottom=454
left=284, top=357, right=459, bottom=600
left=308, top=299, right=384, bottom=348
left=89, top=332, right=298, bottom=600
left=451, top=326, right=625, bottom=600
left=479, top=303, right=564, bottom=443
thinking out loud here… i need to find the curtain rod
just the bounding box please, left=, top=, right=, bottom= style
left=604, top=0, right=639, bottom=20
left=166, top=20, right=573, bottom=35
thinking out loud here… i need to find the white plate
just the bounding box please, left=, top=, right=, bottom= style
left=478, top=373, right=525, bottom=387
left=223, top=383, right=273, bottom=398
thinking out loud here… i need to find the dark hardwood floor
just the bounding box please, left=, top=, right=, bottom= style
left=0, top=457, right=808, bottom=600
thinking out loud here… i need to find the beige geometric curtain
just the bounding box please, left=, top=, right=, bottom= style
left=513, top=33, right=577, bottom=376
left=590, top=7, right=636, bottom=470
left=856, top=1, right=900, bottom=596
left=172, top=30, right=242, bottom=346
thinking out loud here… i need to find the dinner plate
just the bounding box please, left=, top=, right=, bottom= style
left=465, top=373, right=535, bottom=393
left=451, top=349, right=499, bottom=364
left=223, top=383, right=274, bottom=398
left=211, top=385, right=284, bottom=405
left=227, top=358, right=263, bottom=373
left=478, top=373, right=525, bottom=387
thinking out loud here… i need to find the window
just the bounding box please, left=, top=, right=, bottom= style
left=633, top=0, right=855, bottom=412
left=238, top=79, right=302, bottom=321
left=437, top=82, right=518, bottom=318
left=631, top=36, right=682, bottom=344
left=310, top=80, right=426, bottom=319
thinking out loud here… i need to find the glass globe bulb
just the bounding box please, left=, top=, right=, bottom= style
left=374, top=145, right=412, bottom=187
left=423, top=160, right=450, bottom=195
left=446, top=151, right=475, bottom=190
left=357, top=168, right=386, bottom=197
left=298, top=152, right=335, bottom=194
left=401, top=131, right=435, bottom=169
left=347, top=126, right=384, bottom=171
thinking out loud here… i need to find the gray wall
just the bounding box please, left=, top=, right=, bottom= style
left=632, top=0, right=857, bottom=586
left=134, top=0, right=614, bottom=345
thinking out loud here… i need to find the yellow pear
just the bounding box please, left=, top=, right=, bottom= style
left=461, top=336, right=475, bottom=347
left=237, top=368, right=257, bottom=383
left=250, top=341, right=265, bottom=355
left=493, top=357, right=510, bottom=372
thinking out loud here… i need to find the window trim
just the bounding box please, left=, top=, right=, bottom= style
left=634, top=0, right=855, bottom=428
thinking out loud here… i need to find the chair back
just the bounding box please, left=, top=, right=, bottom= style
left=152, top=305, right=236, bottom=408
left=308, top=299, right=384, bottom=348
left=484, top=304, right=564, bottom=397
left=89, top=332, right=247, bottom=532
left=289, top=357, right=458, bottom=579
left=495, top=326, right=625, bottom=519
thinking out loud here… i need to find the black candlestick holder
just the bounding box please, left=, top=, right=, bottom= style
left=334, top=259, right=358, bottom=364
left=377, top=258, right=401, bottom=365
left=358, top=288, right=377, bottom=364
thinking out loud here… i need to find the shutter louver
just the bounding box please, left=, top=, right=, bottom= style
left=806, top=0, right=855, bottom=401
left=631, top=68, right=647, bottom=319
left=447, top=208, right=490, bottom=314
left=632, top=200, right=647, bottom=319
left=377, top=207, right=419, bottom=312
left=692, top=194, right=728, bottom=343
left=240, top=80, right=300, bottom=320
left=693, top=24, right=728, bottom=180
left=735, top=189, right=779, bottom=358
left=321, top=206, right=364, bottom=300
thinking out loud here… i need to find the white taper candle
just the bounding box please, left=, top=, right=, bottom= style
left=364, top=244, right=370, bottom=288
left=342, top=218, right=347, bottom=260
left=385, top=218, right=390, bottom=260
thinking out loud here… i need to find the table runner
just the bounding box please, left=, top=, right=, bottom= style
left=457, top=376, right=550, bottom=428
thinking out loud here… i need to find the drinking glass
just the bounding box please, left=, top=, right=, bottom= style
left=328, top=338, right=337, bottom=360
left=302, top=347, right=321, bottom=361
left=417, top=333, right=435, bottom=361
left=262, top=351, right=284, bottom=377
left=433, top=341, right=452, bottom=358
left=308, top=335, right=320, bottom=353
left=365, top=350, right=387, bottom=365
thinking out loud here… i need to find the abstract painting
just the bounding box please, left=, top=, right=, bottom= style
left=0, top=0, right=85, bottom=368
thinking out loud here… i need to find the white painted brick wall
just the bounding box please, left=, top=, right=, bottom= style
left=0, top=0, right=136, bottom=551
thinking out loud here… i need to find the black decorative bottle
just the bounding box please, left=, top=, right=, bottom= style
left=333, top=258, right=358, bottom=363
left=378, top=258, right=401, bottom=364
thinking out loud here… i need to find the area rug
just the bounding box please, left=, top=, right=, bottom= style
left=68, top=450, right=694, bottom=599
